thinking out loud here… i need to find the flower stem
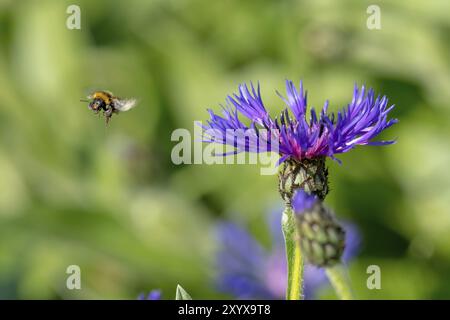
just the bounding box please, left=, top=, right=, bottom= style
left=281, top=206, right=304, bottom=300
left=325, top=264, right=354, bottom=300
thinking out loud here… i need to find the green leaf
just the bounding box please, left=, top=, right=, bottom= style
left=175, top=285, right=192, bottom=300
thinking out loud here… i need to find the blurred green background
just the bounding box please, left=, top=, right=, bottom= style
left=0, top=0, right=449, bottom=299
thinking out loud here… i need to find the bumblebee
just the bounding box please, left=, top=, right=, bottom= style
left=82, top=90, right=137, bottom=124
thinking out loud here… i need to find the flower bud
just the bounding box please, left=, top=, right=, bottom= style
left=278, top=158, right=329, bottom=205
left=293, top=191, right=345, bottom=267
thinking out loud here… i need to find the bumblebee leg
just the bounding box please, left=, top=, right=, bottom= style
left=105, top=108, right=113, bottom=117
left=102, top=105, right=109, bottom=115
left=104, top=108, right=113, bottom=124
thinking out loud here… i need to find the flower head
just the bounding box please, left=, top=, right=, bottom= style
left=216, top=222, right=272, bottom=299
left=202, top=80, right=397, bottom=164
left=215, top=210, right=360, bottom=299
left=137, top=290, right=162, bottom=300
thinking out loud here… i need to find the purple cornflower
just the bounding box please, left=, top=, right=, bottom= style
left=137, top=290, right=162, bottom=300
left=202, top=80, right=397, bottom=163
left=215, top=212, right=360, bottom=299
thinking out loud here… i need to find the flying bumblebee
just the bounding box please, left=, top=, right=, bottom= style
left=82, top=90, right=137, bottom=124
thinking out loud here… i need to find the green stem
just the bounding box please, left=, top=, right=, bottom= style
left=325, top=264, right=354, bottom=300
left=281, top=206, right=304, bottom=300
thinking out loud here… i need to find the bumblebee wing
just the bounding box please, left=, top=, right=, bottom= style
left=114, top=98, right=137, bottom=112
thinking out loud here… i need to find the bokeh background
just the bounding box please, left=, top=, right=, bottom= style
left=0, top=0, right=449, bottom=299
